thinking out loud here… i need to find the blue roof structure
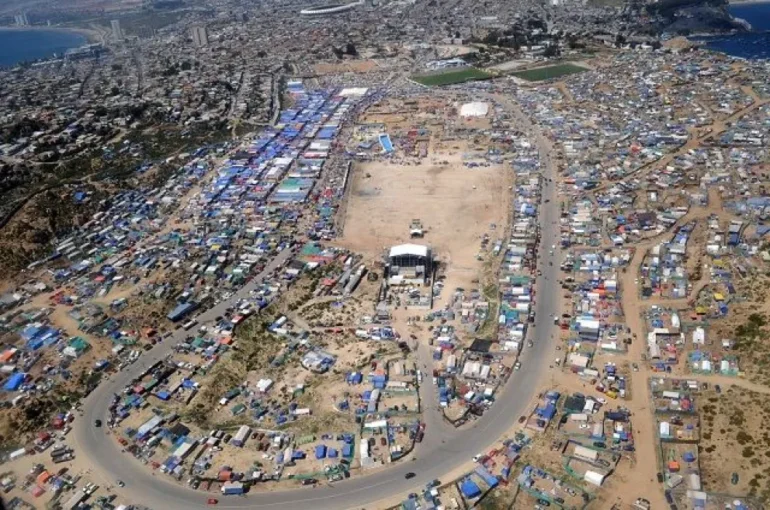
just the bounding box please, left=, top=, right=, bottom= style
left=460, top=478, right=481, bottom=499
left=3, top=372, right=25, bottom=391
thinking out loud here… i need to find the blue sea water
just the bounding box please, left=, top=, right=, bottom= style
left=0, top=29, right=87, bottom=68
left=695, top=2, right=770, bottom=59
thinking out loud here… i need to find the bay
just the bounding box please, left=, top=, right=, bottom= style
left=0, top=29, right=87, bottom=68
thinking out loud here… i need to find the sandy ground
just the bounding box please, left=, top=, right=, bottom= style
left=338, top=150, right=509, bottom=296
left=314, top=60, right=379, bottom=75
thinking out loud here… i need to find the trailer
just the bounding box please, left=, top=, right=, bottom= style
left=221, top=481, right=244, bottom=495
left=231, top=425, right=251, bottom=447
left=54, top=453, right=74, bottom=463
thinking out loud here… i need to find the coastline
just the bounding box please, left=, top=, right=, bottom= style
left=0, top=25, right=100, bottom=44
left=729, top=0, right=770, bottom=5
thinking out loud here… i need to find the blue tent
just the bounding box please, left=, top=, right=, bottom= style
left=314, top=444, right=327, bottom=459
left=460, top=478, right=481, bottom=499
left=3, top=373, right=25, bottom=391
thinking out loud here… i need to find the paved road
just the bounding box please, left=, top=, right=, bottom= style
left=73, top=103, right=562, bottom=510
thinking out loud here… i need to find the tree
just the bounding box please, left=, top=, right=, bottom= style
left=345, top=42, right=358, bottom=56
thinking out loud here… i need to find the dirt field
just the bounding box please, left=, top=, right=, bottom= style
left=313, top=60, right=379, bottom=75
left=338, top=150, right=510, bottom=295
left=699, top=384, right=770, bottom=502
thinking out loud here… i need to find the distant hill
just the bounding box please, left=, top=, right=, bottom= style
left=645, top=0, right=747, bottom=34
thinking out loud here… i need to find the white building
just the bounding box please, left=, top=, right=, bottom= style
left=111, top=20, right=122, bottom=41
left=191, top=25, right=209, bottom=47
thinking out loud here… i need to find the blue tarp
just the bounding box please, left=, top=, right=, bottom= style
left=536, top=403, right=557, bottom=420
left=3, top=372, right=25, bottom=391
left=314, top=444, right=327, bottom=459
left=475, top=466, right=499, bottom=488
left=460, top=478, right=481, bottom=498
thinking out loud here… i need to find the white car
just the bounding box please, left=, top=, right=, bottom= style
left=473, top=454, right=482, bottom=463
left=596, top=397, right=607, bottom=404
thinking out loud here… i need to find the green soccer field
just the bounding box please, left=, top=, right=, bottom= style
left=510, top=63, right=588, bottom=82
left=412, top=67, right=494, bottom=86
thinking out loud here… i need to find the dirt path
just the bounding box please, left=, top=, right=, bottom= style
left=608, top=185, right=748, bottom=508
left=653, top=373, right=770, bottom=395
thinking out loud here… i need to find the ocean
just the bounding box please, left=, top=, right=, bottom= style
left=694, top=2, right=770, bottom=59
left=0, top=29, right=87, bottom=68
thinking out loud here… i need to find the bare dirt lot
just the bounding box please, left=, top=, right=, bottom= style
left=313, top=60, right=379, bottom=75
left=338, top=150, right=509, bottom=294
left=699, top=384, right=770, bottom=503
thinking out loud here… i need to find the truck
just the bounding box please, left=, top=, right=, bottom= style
left=221, top=481, right=244, bottom=495
left=52, top=447, right=73, bottom=459
left=54, top=453, right=74, bottom=463
left=50, top=445, right=68, bottom=457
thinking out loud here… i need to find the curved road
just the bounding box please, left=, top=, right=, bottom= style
left=74, top=102, right=562, bottom=510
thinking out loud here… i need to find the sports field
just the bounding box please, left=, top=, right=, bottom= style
left=510, top=63, right=587, bottom=82
left=412, top=67, right=493, bottom=86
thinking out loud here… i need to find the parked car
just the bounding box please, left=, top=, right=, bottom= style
left=405, top=472, right=416, bottom=480
left=207, top=498, right=218, bottom=505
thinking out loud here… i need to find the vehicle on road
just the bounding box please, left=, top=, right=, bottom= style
left=518, top=416, right=527, bottom=423
left=94, top=419, right=102, bottom=427
left=404, top=472, right=416, bottom=480
left=715, top=384, right=722, bottom=393
left=514, top=361, right=521, bottom=370
left=657, top=472, right=664, bottom=483
left=301, top=478, right=317, bottom=486
left=117, top=480, right=125, bottom=487
left=537, top=499, right=551, bottom=507
left=472, top=454, right=482, bottom=462
left=207, top=498, right=218, bottom=505
left=632, top=363, right=639, bottom=372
